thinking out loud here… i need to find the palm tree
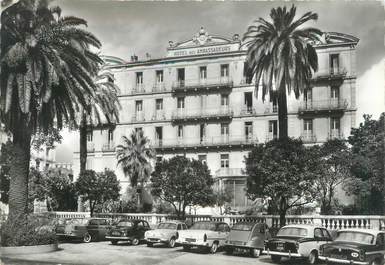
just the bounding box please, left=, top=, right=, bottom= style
left=116, top=130, right=155, bottom=207
left=79, top=70, right=121, bottom=174
left=0, top=0, right=102, bottom=221
left=243, top=5, right=322, bottom=139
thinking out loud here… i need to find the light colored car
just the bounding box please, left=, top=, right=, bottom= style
left=319, top=229, right=385, bottom=265
left=144, top=221, right=188, bottom=248
left=263, top=224, right=333, bottom=264
left=177, top=221, right=230, bottom=254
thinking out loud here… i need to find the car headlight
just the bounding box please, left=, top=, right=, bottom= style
left=351, top=252, right=359, bottom=258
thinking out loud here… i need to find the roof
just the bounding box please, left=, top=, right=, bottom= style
left=338, top=229, right=382, bottom=235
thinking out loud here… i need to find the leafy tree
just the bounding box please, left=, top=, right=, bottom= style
left=0, top=0, right=102, bottom=222
left=31, top=127, right=63, bottom=152
left=75, top=169, right=120, bottom=216
left=243, top=5, right=321, bottom=138
left=309, top=139, right=352, bottom=214
left=346, top=114, right=385, bottom=214
left=151, top=156, right=215, bottom=219
left=116, top=130, right=155, bottom=205
left=245, top=138, right=316, bottom=227
left=79, top=70, right=121, bottom=174
left=213, top=186, right=233, bottom=215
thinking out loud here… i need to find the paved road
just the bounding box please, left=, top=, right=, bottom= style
left=0, top=241, right=327, bottom=265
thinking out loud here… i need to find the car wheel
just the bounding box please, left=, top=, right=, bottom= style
left=111, top=240, right=118, bottom=245
left=250, top=248, right=261, bottom=258
left=168, top=237, right=176, bottom=248
left=370, top=260, right=382, bottom=265
left=147, top=242, right=153, bottom=247
left=308, top=250, right=318, bottom=265
left=271, top=255, right=281, bottom=263
left=210, top=242, right=219, bottom=254
left=225, top=247, right=233, bottom=255
left=131, top=238, right=139, bottom=246
left=183, top=245, right=191, bottom=251
left=83, top=233, right=92, bottom=243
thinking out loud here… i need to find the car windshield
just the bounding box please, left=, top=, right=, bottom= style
left=277, top=227, right=308, bottom=237
left=116, top=221, right=133, bottom=227
left=191, top=222, right=216, bottom=231
left=65, top=219, right=88, bottom=225
left=336, top=231, right=374, bottom=245
left=157, top=223, right=177, bottom=229
left=232, top=223, right=254, bottom=231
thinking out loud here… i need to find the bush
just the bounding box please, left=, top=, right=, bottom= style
left=0, top=214, right=57, bottom=247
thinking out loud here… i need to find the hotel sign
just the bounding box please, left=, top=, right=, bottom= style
left=170, top=45, right=233, bottom=57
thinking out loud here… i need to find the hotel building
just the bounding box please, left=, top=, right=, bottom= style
left=73, top=28, right=359, bottom=211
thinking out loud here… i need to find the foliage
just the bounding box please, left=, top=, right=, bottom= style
left=31, top=127, right=63, bottom=152
left=28, top=168, right=77, bottom=211
left=116, top=130, right=155, bottom=188
left=345, top=114, right=385, bottom=214
left=151, top=156, right=215, bottom=219
left=245, top=138, right=317, bottom=226
left=0, top=214, right=57, bottom=247
left=243, top=5, right=321, bottom=138
left=309, top=139, right=352, bottom=214
left=213, top=186, right=233, bottom=215
left=75, top=169, right=121, bottom=216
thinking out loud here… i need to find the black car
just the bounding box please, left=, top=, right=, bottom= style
left=319, top=229, right=385, bottom=265
left=106, top=219, right=151, bottom=245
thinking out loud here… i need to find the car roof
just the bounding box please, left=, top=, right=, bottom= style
left=194, top=220, right=223, bottom=224
left=338, top=229, right=382, bottom=235
left=160, top=221, right=186, bottom=224
left=282, top=224, right=324, bottom=229
left=117, top=219, right=147, bottom=223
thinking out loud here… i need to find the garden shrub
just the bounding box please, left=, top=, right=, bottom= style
left=0, top=214, right=57, bottom=247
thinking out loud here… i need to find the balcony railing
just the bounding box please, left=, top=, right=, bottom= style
left=215, top=168, right=247, bottom=178
left=264, top=105, right=278, bottom=114
left=132, top=112, right=145, bottom=122
left=102, top=142, right=115, bottom=152
left=131, top=83, right=145, bottom=94
left=328, top=130, right=344, bottom=140
left=239, top=106, right=256, bottom=116
left=313, top=67, right=347, bottom=81
left=171, top=77, right=233, bottom=94
left=298, top=99, right=348, bottom=113
left=152, top=110, right=166, bottom=121
left=172, top=107, right=233, bottom=122
left=152, top=135, right=258, bottom=150
left=87, top=142, right=95, bottom=152
left=300, top=133, right=317, bottom=143
left=152, top=83, right=169, bottom=93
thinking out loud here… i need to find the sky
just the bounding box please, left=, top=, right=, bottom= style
left=51, top=0, right=385, bottom=163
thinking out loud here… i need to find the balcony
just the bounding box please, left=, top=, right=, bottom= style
left=87, top=142, right=95, bottom=152
left=239, top=106, right=256, bottom=117
left=215, top=168, right=247, bottom=178
left=264, top=105, right=278, bottom=114
left=102, top=142, right=115, bottom=152
left=312, top=67, right=347, bottom=82
left=298, top=99, right=348, bottom=115
left=152, top=83, right=170, bottom=93
left=171, top=107, right=233, bottom=123
left=171, top=77, right=233, bottom=95
left=131, top=84, right=145, bottom=94
left=132, top=112, right=145, bottom=122
left=328, top=130, right=344, bottom=140
left=152, top=135, right=258, bottom=152
left=151, top=110, right=166, bottom=121
left=300, top=133, right=317, bottom=143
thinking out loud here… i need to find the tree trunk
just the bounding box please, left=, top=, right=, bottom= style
left=8, top=115, right=32, bottom=222
left=279, top=196, right=287, bottom=227
left=79, top=111, right=88, bottom=174
left=278, top=84, right=288, bottom=139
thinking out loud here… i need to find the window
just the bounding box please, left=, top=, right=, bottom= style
left=199, top=66, right=207, bottom=80
left=305, top=88, right=312, bottom=102
left=200, top=124, right=206, bottom=142
left=245, top=122, right=253, bottom=139
left=136, top=72, right=143, bottom=84
left=155, top=127, right=163, bottom=140
left=198, top=155, right=207, bottom=164
left=376, top=233, right=385, bottom=246
left=156, top=99, right=163, bottom=110
left=331, top=86, right=339, bottom=100
left=244, top=92, right=253, bottom=112
left=314, top=228, right=323, bottom=239
left=177, top=97, right=185, bottom=109
left=331, top=118, right=340, bottom=131
left=177, top=125, right=183, bottom=138
left=220, top=64, right=229, bottom=77
left=220, top=154, right=229, bottom=168
left=268, top=120, right=278, bottom=139
left=322, top=229, right=332, bottom=240
left=177, top=68, right=185, bottom=82
left=156, top=70, right=163, bottom=83
left=135, top=127, right=142, bottom=133
left=221, top=94, right=229, bottom=106
left=304, top=119, right=313, bottom=133
left=135, top=100, right=143, bottom=112
left=272, top=99, right=278, bottom=113
left=330, top=54, right=340, bottom=74
left=108, top=129, right=113, bottom=143
left=221, top=123, right=229, bottom=136
left=87, top=131, right=93, bottom=142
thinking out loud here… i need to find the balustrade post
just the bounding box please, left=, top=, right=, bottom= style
left=223, top=216, right=231, bottom=226
left=150, top=214, right=158, bottom=226
left=265, top=215, right=273, bottom=228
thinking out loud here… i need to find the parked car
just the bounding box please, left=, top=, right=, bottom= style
left=106, top=219, right=151, bottom=245
left=263, top=224, right=332, bottom=264
left=144, top=221, right=188, bottom=248
left=177, top=221, right=230, bottom=253
left=55, top=218, right=110, bottom=243
left=224, top=222, right=271, bottom=258
left=319, top=229, right=385, bottom=265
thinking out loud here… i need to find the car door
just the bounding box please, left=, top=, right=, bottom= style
left=87, top=219, right=99, bottom=239
left=217, top=223, right=230, bottom=245
left=97, top=219, right=109, bottom=240
left=374, top=232, right=385, bottom=264
left=313, top=228, right=326, bottom=251
left=136, top=221, right=146, bottom=239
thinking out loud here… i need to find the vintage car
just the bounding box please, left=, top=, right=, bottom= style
left=144, top=221, right=188, bottom=248
left=106, top=219, right=151, bottom=245
left=263, top=224, right=333, bottom=264
left=177, top=221, right=230, bottom=253
left=319, top=229, right=385, bottom=265
left=55, top=218, right=110, bottom=243
left=224, top=222, right=271, bottom=258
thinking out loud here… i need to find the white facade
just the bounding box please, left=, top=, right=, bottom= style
left=73, top=28, right=358, bottom=210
